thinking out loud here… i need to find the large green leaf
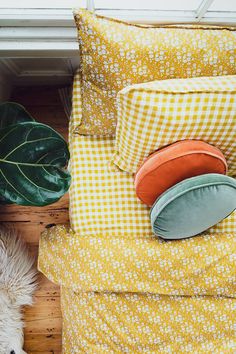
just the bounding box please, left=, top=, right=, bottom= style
left=0, top=121, right=71, bottom=206
left=0, top=102, right=34, bottom=129
left=0, top=102, right=34, bottom=204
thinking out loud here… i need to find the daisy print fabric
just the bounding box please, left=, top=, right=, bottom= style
left=61, top=289, right=236, bottom=353
left=39, top=224, right=236, bottom=353
left=73, top=9, right=236, bottom=136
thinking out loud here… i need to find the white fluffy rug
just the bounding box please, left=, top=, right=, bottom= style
left=0, top=227, right=37, bottom=354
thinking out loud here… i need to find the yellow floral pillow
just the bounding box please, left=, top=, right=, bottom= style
left=111, top=75, right=236, bottom=176
left=73, top=9, right=236, bottom=136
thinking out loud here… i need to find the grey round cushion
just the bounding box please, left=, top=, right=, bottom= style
left=150, top=174, right=236, bottom=240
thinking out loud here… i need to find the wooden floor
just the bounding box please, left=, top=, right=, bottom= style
left=0, top=86, right=70, bottom=353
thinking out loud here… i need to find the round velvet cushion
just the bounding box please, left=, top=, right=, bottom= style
left=134, top=140, right=227, bottom=206
left=150, top=174, right=236, bottom=240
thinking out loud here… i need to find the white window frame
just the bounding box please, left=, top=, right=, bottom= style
left=0, top=0, right=235, bottom=58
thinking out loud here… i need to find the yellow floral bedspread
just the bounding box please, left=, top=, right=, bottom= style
left=61, top=288, right=235, bottom=353
left=39, top=222, right=236, bottom=353
left=38, top=73, right=236, bottom=353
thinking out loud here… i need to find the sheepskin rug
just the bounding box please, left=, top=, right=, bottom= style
left=0, top=227, right=37, bottom=354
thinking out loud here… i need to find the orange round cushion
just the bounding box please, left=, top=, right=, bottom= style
left=134, top=140, right=227, bottom=206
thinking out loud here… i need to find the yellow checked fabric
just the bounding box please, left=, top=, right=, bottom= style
left=73, top=8, right=236, bottom=136
left=69, top=72, right=236, bottom=236
left=61, top=288, right=235, bottom=354
left=69, top=133, right=236, bottom=236
left=69, top=72, right=150, bottom=236
left=69, top=134, right=151, bottom=236
left=112, top=75, right=236, bottom=175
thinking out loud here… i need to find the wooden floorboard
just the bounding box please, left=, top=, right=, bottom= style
left=0, top=86, right=69, bottom=353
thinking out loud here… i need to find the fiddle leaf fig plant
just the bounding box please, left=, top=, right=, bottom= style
left=0, top=102, right=71, bottom=206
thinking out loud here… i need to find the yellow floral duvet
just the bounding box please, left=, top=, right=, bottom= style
left=38, top=73, right=236, bottom=353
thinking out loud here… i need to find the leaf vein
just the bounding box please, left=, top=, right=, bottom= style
left=3, top=137, right=63, bottom=160
left=17, top=165, right=58, bottom=194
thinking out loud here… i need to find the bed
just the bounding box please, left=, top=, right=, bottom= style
left=38, top=73, right=236, bottom=353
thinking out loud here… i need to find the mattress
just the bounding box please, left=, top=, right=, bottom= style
left=38, top=73, right=236, bottom=353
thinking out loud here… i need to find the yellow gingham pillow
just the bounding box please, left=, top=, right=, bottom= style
left=68, top=72, right=235, bottom=236
left=73, top=9, right=236, bottom=136
left=112, top=75, right=236, bottom=176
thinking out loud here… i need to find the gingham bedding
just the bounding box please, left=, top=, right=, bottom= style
left=38, top=72, right=236, bottom=353
left=69, top=72, right=151, bottom=236
left=112, top=75, right=236, bottom=174
left=69, top=72, right=236, bottom=236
